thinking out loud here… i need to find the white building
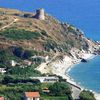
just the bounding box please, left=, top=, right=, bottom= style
left=11, top=60, right=17, bottom=67
left=30, top=76, right=59, bottom=83
left=0, top=68, right=6, bottom=74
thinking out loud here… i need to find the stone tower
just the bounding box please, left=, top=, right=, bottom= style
left=35, top=8, right=45, bottom=20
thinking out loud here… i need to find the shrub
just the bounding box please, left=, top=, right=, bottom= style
left=2, top=75, right=40, bottom=84
left=2, top=75, right=14, bottom=84
left=41, top=30, right=48, bottom=37
left=0, top=22, right=3, bottom=26
left=44, top=40, right=57, bottom=52
left=0, top=49, right=18, bottom=68
left=79, top=90, right=96, bottom=100
left=6, top=65, right=41, bottom=77
left=12, top=47, right=33, bottom=59
left=12, top=47, right=23, bottom=58
left=49, top=82, right=72, bottom=96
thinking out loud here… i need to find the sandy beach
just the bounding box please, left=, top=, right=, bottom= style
left=58, top=54, right=100, bottom=100
left=37, top=53, right=100, bottom=100
left=52, top=53, right=95, bottom=87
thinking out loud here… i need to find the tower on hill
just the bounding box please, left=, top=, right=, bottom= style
left=34, top=8, right=45, bottom=20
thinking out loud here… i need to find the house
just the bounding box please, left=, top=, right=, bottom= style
left=0, top=97, right=4, bottom=100
left=42, top=88, right=50, bottom=93
left=24, top=92, right=40, bottom=100
left=11, top=60, right=17, bottom=67
left=0, top=68, right=6, bottom=74
left=23, top=60, right=32, bottom=66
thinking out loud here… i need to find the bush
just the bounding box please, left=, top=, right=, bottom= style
left=22, top=50, right=33, bottom=59
left=6, top=65, right=41, bottom=77
left=49, top=82, right=72, bottom=96
left=2, top=75, right=40, bottom=84
left=2, top=75, right=14, bottom=84
left=79, top=90, right=96, bottom=100
left=12, top=47, right=33, bottom=59
left=44, top=40, right=58, bottom=52
left=0, top=49, right=18, bottom=68
left=0, top=22, right=3, bottom=26
left=41, top=30, right=48, bottom=37
left=12, top=47, right=23, bottom=58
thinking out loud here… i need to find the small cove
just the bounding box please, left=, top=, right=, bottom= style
left=68, top=55, right=100, bottom=93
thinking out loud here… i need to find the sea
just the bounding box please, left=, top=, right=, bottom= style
left=0, top=0, right=100, bottom=93
left=68, top=56, right=100, bottom=93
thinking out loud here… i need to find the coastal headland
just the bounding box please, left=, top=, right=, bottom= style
left=0, top=7, right=100, bottom=99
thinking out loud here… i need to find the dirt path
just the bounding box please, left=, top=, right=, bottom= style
left=0, top=18, right=18, bottom=31
left=0, top=18, right=18, bottom=46
left=71, top=85, right=81, bottom=100
left=36, top=53, right=60, bottom=73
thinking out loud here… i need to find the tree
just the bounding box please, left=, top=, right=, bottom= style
left=79, top=90, right=96, bottom=100
left=22, top=50, right=33, bottom=59
left=13, top=47, right=33, bottom=59
left=2, top=75, right=14, bottom=84
left=13, top=47, right=23, bottom=58
left=49, top=82, right=72, bottom=96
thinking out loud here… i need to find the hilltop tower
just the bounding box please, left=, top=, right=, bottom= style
left=35, top=8, right=45, bottom=20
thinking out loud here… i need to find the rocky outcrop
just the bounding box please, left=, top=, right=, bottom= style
left=81, top=59, right=88, bottom=63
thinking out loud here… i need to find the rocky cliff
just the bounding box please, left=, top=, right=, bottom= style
left=0, top=7, right=99, bottom=69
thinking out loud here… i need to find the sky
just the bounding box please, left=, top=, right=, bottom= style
left=0, top=0, right=100, bottom=40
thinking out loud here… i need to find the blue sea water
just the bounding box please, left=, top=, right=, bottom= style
left=68, top=56, right=100, bottom=93
left=0, top=0, right=100, bottom=93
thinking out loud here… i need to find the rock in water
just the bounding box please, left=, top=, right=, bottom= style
left=81, top=59, right=88, bottom=62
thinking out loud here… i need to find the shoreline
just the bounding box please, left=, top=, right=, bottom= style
left=64, top=54, right=100, bottom=100
left=37, top=53, right=100, bottom=99
left=54, top=53, right=95, bottom=89
left=52, top=53, right=99, bottom=99
left=66, top=53, right=95, bottom=88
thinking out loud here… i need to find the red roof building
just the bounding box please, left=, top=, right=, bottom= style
left=24, top=92, right=40, bottom=100
left=0, top=97, right=4, bottom=100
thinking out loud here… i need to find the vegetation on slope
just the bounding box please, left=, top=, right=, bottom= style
left=0, top=28, right=42, bottom=40
left=0, top=7, right=98, bottom=100
left=79, top=90, right=96, bottom=100
left=49, top=82, right=72, bottom=96
left=6, top=65, right=41, bottom=77
left=0, top=82, right=73, bottom=100
left=0, top=49, right=19, bottom=68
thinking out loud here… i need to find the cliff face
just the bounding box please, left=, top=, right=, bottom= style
left=0, top=8, right=99, bottom=68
